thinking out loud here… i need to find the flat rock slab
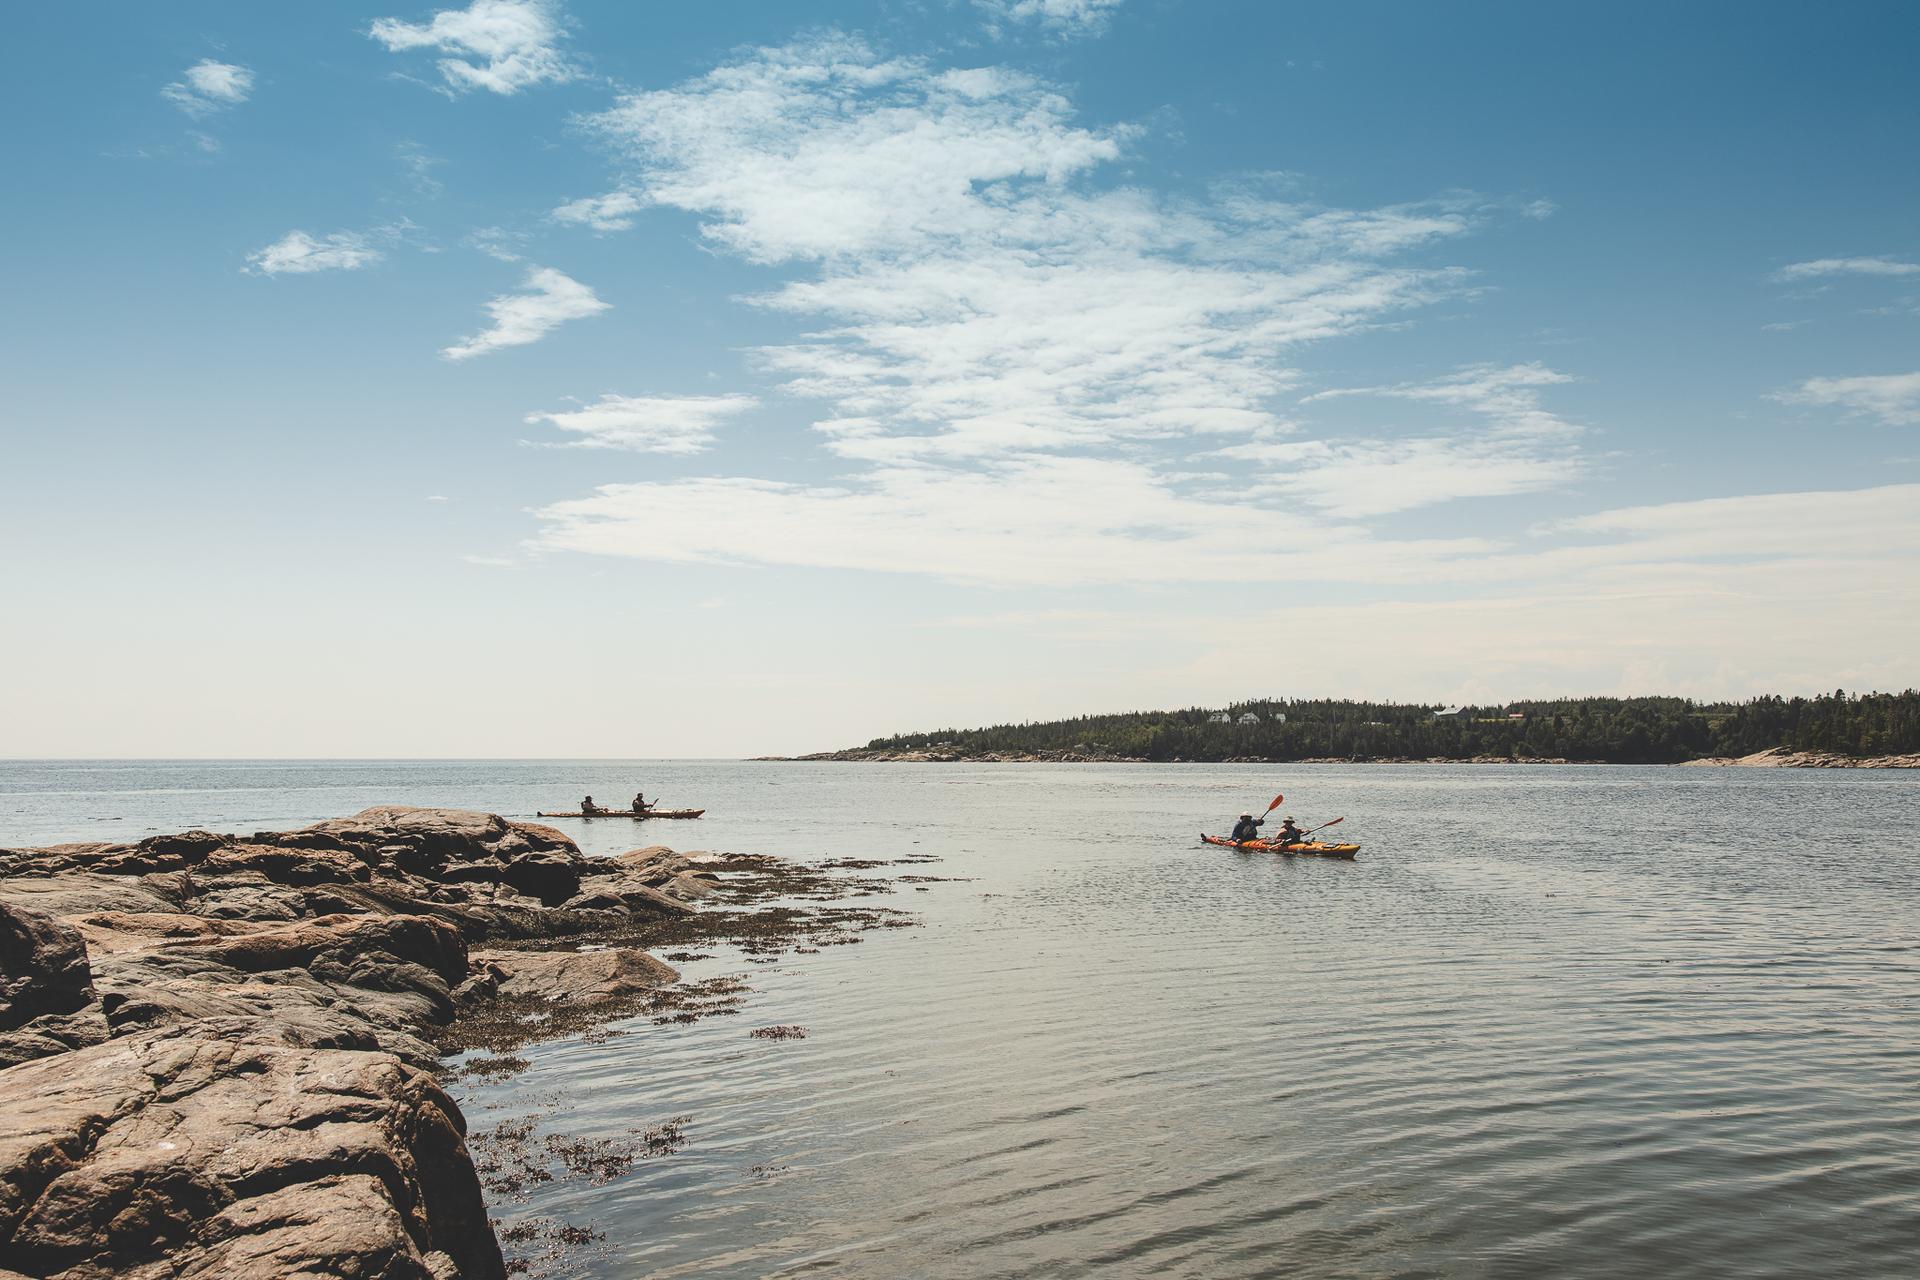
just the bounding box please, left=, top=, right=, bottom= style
left=469, top=947, right=678, bottom=1004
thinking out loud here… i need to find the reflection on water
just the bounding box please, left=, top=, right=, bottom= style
left=5, top=760, right=1918, bottom=1277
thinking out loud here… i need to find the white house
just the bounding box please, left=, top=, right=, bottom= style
left=1237, top=711, right=1261, bottom=725
left=1207, top=711, right=1232, bottom=724
left=1435, top=706, right=1466, bottom=718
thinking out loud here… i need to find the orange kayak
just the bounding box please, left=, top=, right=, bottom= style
left=1201, top=834, right=1359, bottom=859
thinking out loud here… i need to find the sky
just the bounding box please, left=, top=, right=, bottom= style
left=2, top=0, right=1917, bottom=758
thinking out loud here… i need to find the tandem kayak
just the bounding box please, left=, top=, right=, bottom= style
left=536, top=809, right=705, bottom=820
left=1201, top=833, right=1360, bottom=859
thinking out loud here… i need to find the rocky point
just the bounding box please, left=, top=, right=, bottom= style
left=0, top=806, right=723, bottom=1280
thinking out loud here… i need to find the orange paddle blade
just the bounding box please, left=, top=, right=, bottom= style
left=1264, top=794, right=1284, bottom=814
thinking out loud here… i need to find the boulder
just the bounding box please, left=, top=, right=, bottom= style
left=0, top=906, right=105, bottom=1069
left=498, top=852, right=579, bottom=906
left=0, top=1030, right=503, bottom=1279
left=0, top=905, right=95, bottom=1030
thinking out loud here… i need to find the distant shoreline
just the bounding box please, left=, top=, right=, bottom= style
left=755, top=747, right=1920, bottom=769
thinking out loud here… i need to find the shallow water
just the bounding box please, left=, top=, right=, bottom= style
left=4, top=760, right=1918, bottom=1277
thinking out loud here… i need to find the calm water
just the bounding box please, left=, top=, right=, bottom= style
left=4, top=760, right=1918, bottom=1277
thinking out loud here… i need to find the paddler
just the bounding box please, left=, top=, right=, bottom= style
left=1275, top=816, right=1305, bottom=845
left=631, top=791, right=649, bottom=814
left=1230, top=812, right=1264, bottom=843
left=581, top=795, right=602, bottom=816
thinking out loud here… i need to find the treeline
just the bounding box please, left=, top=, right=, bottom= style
left=862, top=691, right=1920, bottom=764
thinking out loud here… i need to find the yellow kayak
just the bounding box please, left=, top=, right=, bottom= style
left=1201, top=834, right=1360, bottom=859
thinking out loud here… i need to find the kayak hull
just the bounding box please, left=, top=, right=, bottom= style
left=1201, top=833, right=1359, bottom=859
left=536, top=809, right=705, bottom=820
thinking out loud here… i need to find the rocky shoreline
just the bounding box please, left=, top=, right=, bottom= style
left=0, top=806, right=907, bottom=1279
left=768, top=746, right=1917, bottom=767
left=1676, top=747, right=1920, bottom=769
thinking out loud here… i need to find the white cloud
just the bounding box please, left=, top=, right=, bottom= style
left=1520, top=198, right=1557, bottom=220
left=426, top=494, right=450, bottom=503
left=536, top=456, right=1493, bottom=588
left=525, top=393, right=758, bottom=453
left=369, top=0, right=576, bottom=95
left=162, top=60, right=254, bottom=117
left=551, top=191, right=644, bottom=232
left=975, top=0, right=1125, bottom=39
left=539, top=38, right=1586, bottom=581
left=1776, top=372, right=1920, bottom=426
left=441, top=266, right=609, bottom=360
left=1771, top=256, right=1920, bottom=282
left=1302, top=362, right=1578, bottom=436
left=537, top=468, right=1920, bottom=596
left=581, top=37, right=1470, bottom=468
left=1230, top=436, right=1580, bottom=517
left=246, top=228, right=392, bottom=275
left=1234, top=363, right=1583, bottom=514
left=585, top=37, right=1134, bottom=265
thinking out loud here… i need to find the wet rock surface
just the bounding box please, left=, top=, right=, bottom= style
left=0, top=807, right=924, bottom=1278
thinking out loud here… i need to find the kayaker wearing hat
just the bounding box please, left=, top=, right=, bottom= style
left=1275, top=816, right=1305, bottom=845
left=1230, top=812, right=1264, bottom=843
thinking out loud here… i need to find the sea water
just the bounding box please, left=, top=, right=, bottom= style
left=3, top=760, right=1916, bottom=1278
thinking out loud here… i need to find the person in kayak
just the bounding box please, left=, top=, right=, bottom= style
left=1275, top=817, right=1306, bottom=845
left=631, top=791, right=650, bottom=813
left=581, top=795, right=602, bottom=816
left=1230, top=812, right=1263, bottom=843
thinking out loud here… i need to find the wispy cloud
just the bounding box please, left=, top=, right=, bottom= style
left=465, top=226, right=526, bottom=261
left=1212, top=363, right=1584, bottom=515
left=1776, top=372, right=1920, bottom=426
left=525, top=393, right=758, bottom=453
left=1226, top=437, right=1579, bottom=517
left=975, top=0, right=1125, bottom=39
left=441, top=266, right=609, bottom=360
left=584, top=37, right=1469, bottom=462
left=1771, top=256, right=1920, bottom=282
left=246, top=226, right=406, bottom=275
left=532, top=35, right=1523, bottom=580
left=551, top=190, right=643, bottom=232
left=535, top=457, right=1483, bottom=588
left=162, top=59, right=254, bottom=118
left=536, top=469, right=1920, bottom=589
left=369, top=0, right=576, bottom=95
left=396, top=141, right=444, bottom=197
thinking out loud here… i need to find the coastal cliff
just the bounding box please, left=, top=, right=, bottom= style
left=0, top=807, right=725, bottom=1279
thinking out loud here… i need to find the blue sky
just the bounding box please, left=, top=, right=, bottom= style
left=3, top=1, right=1917, bottom=757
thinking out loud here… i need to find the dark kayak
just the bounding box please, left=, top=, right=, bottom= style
left=536, top=809, right=705, bottom=819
